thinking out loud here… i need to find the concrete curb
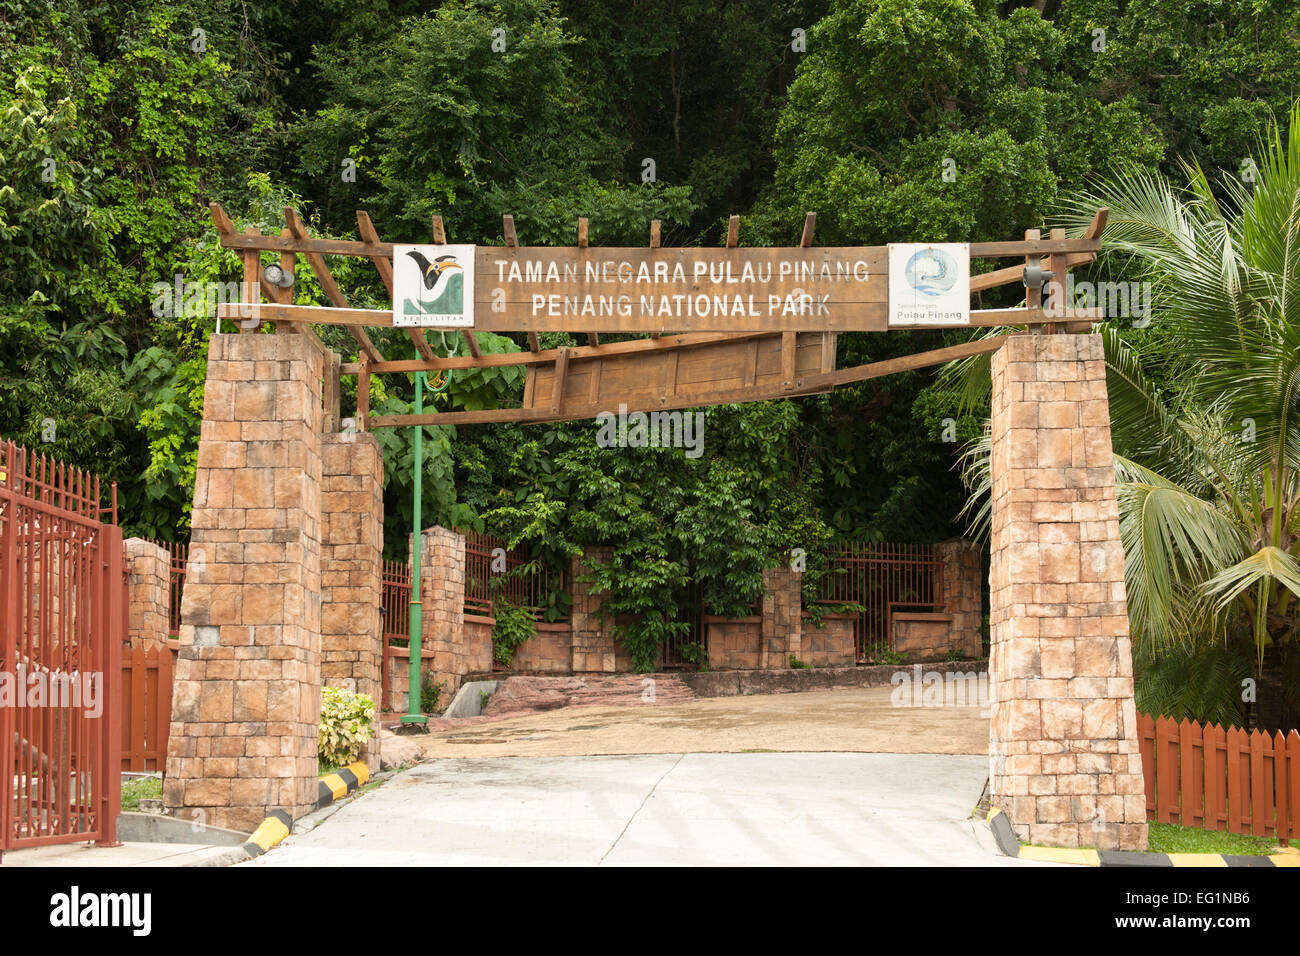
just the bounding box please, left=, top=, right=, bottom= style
left=986, top=809, right=1300, bottom=867
left=235, top=761, right=374, bottom=861
left=317, top=761, right=371, bottom=809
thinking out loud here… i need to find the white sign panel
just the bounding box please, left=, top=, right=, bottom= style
left=887, top=243, right=970, bottom=326
left=393, top=244, right=476, bottom=327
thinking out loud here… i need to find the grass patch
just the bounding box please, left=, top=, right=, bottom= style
left=121, top=776, right=162, bottom=811
left=1146, top=822, right=1278, bottom=856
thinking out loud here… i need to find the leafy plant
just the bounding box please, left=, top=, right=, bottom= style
left=420, top=671, right=443, bottom=715
left=318, top=686, right=377, bottom=767
left=788, top=655, right=809, bottom=669
left=492, top=597, right=537, bottom=667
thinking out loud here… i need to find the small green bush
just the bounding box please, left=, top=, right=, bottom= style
left=319, top=685, right=377, bottom=768
left=492, top=598, right=537, bottom=666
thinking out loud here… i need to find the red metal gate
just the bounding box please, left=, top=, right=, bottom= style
left=0, top=440, right=122, bottom=854
left=818, top=541, right=944, bottom=661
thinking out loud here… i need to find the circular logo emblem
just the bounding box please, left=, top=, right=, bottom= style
left=904, top=247, right=958, bottom=297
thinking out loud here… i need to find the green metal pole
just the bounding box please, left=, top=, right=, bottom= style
left=402, top=371, right=428, bottom=725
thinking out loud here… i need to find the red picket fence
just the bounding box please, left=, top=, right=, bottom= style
left=1138, top=713, right=1300, bottom=844
left=119, top=644, right=177, bottom=772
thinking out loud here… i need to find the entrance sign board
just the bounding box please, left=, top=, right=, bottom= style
left=476, top=247, right=886, bottom=332
left=393, top=243, right=476, bottom=327
left=887, top=243, right=970, bottom=327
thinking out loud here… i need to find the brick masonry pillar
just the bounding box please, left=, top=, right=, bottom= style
left=570, top=548, right=616, bottom=672
left=163, top=332, right=325, bottom=833
left=321, top=430, right=384, bottom=770
left=936, top=537, right=983, bottom=658
left=421, top=526, right=466, bottom=705
left=988, top=333, right=1146, bottom=851
left=124, top=537, right=170, bottom=649
left=760, top=567, right=802, bottom=669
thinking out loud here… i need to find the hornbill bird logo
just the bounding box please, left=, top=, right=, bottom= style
left=406, top=250, right=463, bottom=303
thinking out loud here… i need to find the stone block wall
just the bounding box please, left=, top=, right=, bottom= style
left=760, top=567, right=802, bottom=668
left=320, top=432, right=384, bottom=703
left=987, top=333, right=1146, bottom=851
left=421, top=526, right=467, bottom=701
left=163, top=332, right=325, bottom=833
left=937, top=537, right=983, bottom=657
left=571, top=548, right=617, bottom=672
left=706, top=617, right=763, bottom=669
left=799, top=614, right=855, bottom=666
left=510, top=623, right=572, bottom=672
left=462, top=615, right=495, bottom=675
left=125, top=538, right=170, bottom=650
left=892, top=612, right=956, bottom=661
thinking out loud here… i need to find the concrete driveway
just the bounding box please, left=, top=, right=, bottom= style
left=245, top=751, right=1017, bottom=866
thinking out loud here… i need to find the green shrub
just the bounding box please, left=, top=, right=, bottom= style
left=492, top=598, right=537, bottom=666
left=319, top=686, right=377, bottom=768
left=421, top=670, right=444, bottom=714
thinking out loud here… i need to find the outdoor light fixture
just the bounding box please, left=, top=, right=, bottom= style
left=262, top=262, right=295, bottom=288
left=1023, top=259, right=1054, bottom=292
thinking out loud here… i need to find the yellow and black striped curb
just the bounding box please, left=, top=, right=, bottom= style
left=987, top=809, right=1300, bottom=867
left=317, top=761, right=370, bottom=810
left=241, top=809, right=292, bottom=858
left=239, top=762, right=373, bottom=858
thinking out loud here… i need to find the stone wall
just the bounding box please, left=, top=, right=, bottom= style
left=164, top=332, right=325, bottom=833
left=462, top=615, right=495, bottom=675
left=892, top=612, right=955, bottom=662
left=799, top=614, right=855, bottom=667
left=320, top=432, right=384, bottom=701
left=936, top=537, right=983, bottom=657
left=760, top=567, right=802, bottom=669
left=420, top=526, right=467, bottom=701
left=124, top=538, right=170, bottom=649
left=705, top=616, right=763, bottom=670
left=987, top=333, right=1147, bottom=851
left=512, top=623, right=573, bottom=672
left=571, top=548, right=617, bottom=672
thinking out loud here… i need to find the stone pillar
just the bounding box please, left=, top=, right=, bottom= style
left=570, top=548, right=616, bottom=672
left=936, top=537, right=983, bottom=658
left=988, top=333, right=1146, bottom=851
left=125, top=537, right=171, bottom=649
left=760, top=567, right=802, bottom=669
left=421, top=525, right=466, bottom=704
left=321, top=431, right=384, bottom=768
left=164, top=333, right=325, bottom=833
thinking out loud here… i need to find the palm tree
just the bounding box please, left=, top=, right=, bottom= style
left=951, top=104, right=1300, bottom=730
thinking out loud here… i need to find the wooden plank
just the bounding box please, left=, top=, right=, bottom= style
left=503, top=215, right=518, bottom=247
left=342, top=331, right=769, bottom=373
left=357, top=353, right=371, bottom=432
left=650, top=220, right=661, bottom=249
left=800, top=336, right=1008, bottom=391
left=217, top=229, right=1100, bottom=260
left=781, top=332, right=796, bottom=391
left=284, top=206, right=384, bottom=363
left=578, top=218, right=588, bottom=248
left=550, top=347, right=570, bottom=414
left=726, top=215, right=739, bottom=248
left=225, top=293, right=1097, bottom=333
left=820, top=332, right=837, bottom=374
left=800, top=212, right=816, bottom=248
left=432, top=215, right=446, bottom=244
left=240, top=228, right=260, bottom=333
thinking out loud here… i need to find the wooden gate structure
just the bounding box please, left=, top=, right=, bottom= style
left=0, top=440, right=122, bottom=855
left=172, top=201, right=1151, bottom=850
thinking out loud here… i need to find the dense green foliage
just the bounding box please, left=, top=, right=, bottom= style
left=6, top=0, right=1300, bottom=686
